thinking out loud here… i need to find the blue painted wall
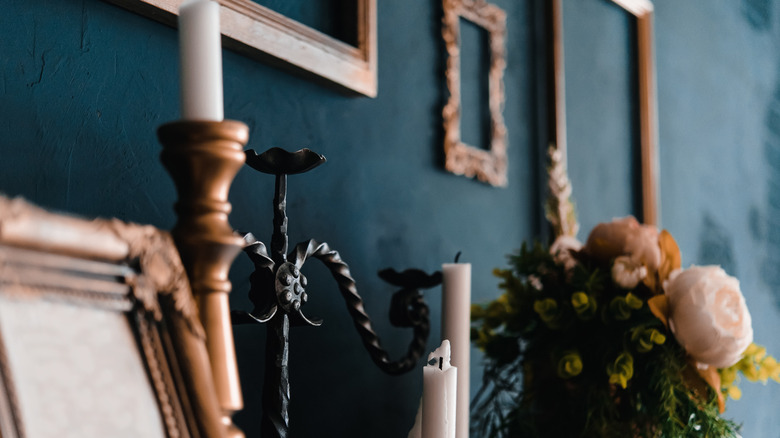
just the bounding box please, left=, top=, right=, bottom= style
left=655, top=1, right=780, bottom=434
left=1, top=0, right=779, bottom=436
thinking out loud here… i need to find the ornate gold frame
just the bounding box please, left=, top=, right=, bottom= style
left=442, top=0, right=508, bottom=187
left=547, top=0, right=659, bottom=226
left=107, top=0, right=377, bottom=97
left=0, top=196, right=224, bottom=438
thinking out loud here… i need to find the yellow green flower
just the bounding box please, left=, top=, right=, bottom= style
left=741, top=360, right=760, bottom=381
left=557, top=351, right=583, bottom=379
left=625, top=292, right=643, bottom=309
left=609, top=293, right=643, bottom=320
left=606, top=352, right=634, bottom=389
left=719, top=342, right=780, bottom=402
left=727, top=385, right=742, bottom=400
left=719, top=366, right=738, bottom=388
left=762, top=356, right=780, bottom=382
left=745, top=343, right=767, bottom=359
left=735, top=343, right=780, bottom=383
left=533, top=298, right=559, bottom=326
left=631, top=327, right=666, bottom=353
left=571, top=291, right=597, bottom=320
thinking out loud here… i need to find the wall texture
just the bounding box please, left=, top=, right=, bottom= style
left=1, top=0, right=779, bottom=436
left=654, top=0, right=780, bottom=435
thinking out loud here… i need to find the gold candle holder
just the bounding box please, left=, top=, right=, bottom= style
left=158, top=120, right=248, bottom=438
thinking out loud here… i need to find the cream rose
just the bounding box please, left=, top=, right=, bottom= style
left=665, top=266, right=753, bottom=368
left=583, top=216, right=661, bottom=276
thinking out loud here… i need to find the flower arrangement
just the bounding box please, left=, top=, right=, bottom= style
left=471, top=216, right=780, bottom=438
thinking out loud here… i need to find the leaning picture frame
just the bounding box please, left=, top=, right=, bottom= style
left=0, top=196, right=224, bottom=438
left=545, top=0, right=659, bottom=226
left=106, top=0, right=378, bottom=97
left=442, top=0, right=508, bottom=187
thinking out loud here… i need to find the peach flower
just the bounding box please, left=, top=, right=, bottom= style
left=665, top=266, right=753, bottom=368
left=583, top=216, right=661, bottom=273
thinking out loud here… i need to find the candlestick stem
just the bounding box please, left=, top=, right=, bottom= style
left=261, top=172, right=293, bottom=437
left=263, top=313, right=291, bottom=437
left=272, top=173, right=289, bottom=264
left=158, top=120, right=248, bottom=438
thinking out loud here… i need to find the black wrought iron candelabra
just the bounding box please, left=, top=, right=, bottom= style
left=231, top=147, right=442, bottom=438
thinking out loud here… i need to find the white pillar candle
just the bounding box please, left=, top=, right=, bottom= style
left=178, top=0, right=224, bottom=120
left=442, top=263, right=471, bottom=438
left=422, top=340, right=457, bottom=438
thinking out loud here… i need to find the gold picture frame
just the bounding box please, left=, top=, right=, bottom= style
left=0, top=196, right=224, bottom=438
left=442, top=0, right=508, bottom=187
left=547, top=0, right=659, bottom=226
left=107, top=0, right=377, bottom=97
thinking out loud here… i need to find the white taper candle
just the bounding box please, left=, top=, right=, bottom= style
left=178, top=0, right=224, bottom=121
left=422, top=340, right=458, bottom=438
left=442, top=262, right=471, bottom=438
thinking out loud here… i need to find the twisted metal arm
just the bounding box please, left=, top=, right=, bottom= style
left=289, top=239, right=437, bottom=375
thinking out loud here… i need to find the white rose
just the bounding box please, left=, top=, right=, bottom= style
left=665, top=266, right=753, bottom=368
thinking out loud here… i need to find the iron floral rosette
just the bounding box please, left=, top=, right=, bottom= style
left=471, top=216, right=780, bottom=438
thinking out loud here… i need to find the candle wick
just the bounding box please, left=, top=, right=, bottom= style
left=454, top=251, right=462, bottom=263
left=439, top=357, right=443, bottom=370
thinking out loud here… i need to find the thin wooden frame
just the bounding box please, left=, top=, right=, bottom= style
left=106, top=0, right=378, bottom=97
left=0, top=196, right=224, bottom=438
left=442, top=0, right=508, bottom=187
left=547, top=0, right=659, bottom=226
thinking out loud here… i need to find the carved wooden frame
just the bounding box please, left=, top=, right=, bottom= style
left=105, top=0, right=378, bottom=97
left=442, top=0, right=508, bottom=187
left=0, top=196, right=224, bottom=438
left=546, top=0, right=659, bottom=227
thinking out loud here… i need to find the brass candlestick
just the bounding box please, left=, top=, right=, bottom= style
left=158, top=120, right=248, bottom=438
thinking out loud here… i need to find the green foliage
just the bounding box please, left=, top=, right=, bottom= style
left=471, top=244, right=742, bottom=438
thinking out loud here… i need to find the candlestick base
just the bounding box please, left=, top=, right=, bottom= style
left=158, top=120, right=248, bottom=438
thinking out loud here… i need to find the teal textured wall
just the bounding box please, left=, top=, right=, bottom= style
left=1, top=0, right=535, bottom=436
left=655, top=0, right=780, bottom=434
left=1, top=0, right=779, bottom=436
